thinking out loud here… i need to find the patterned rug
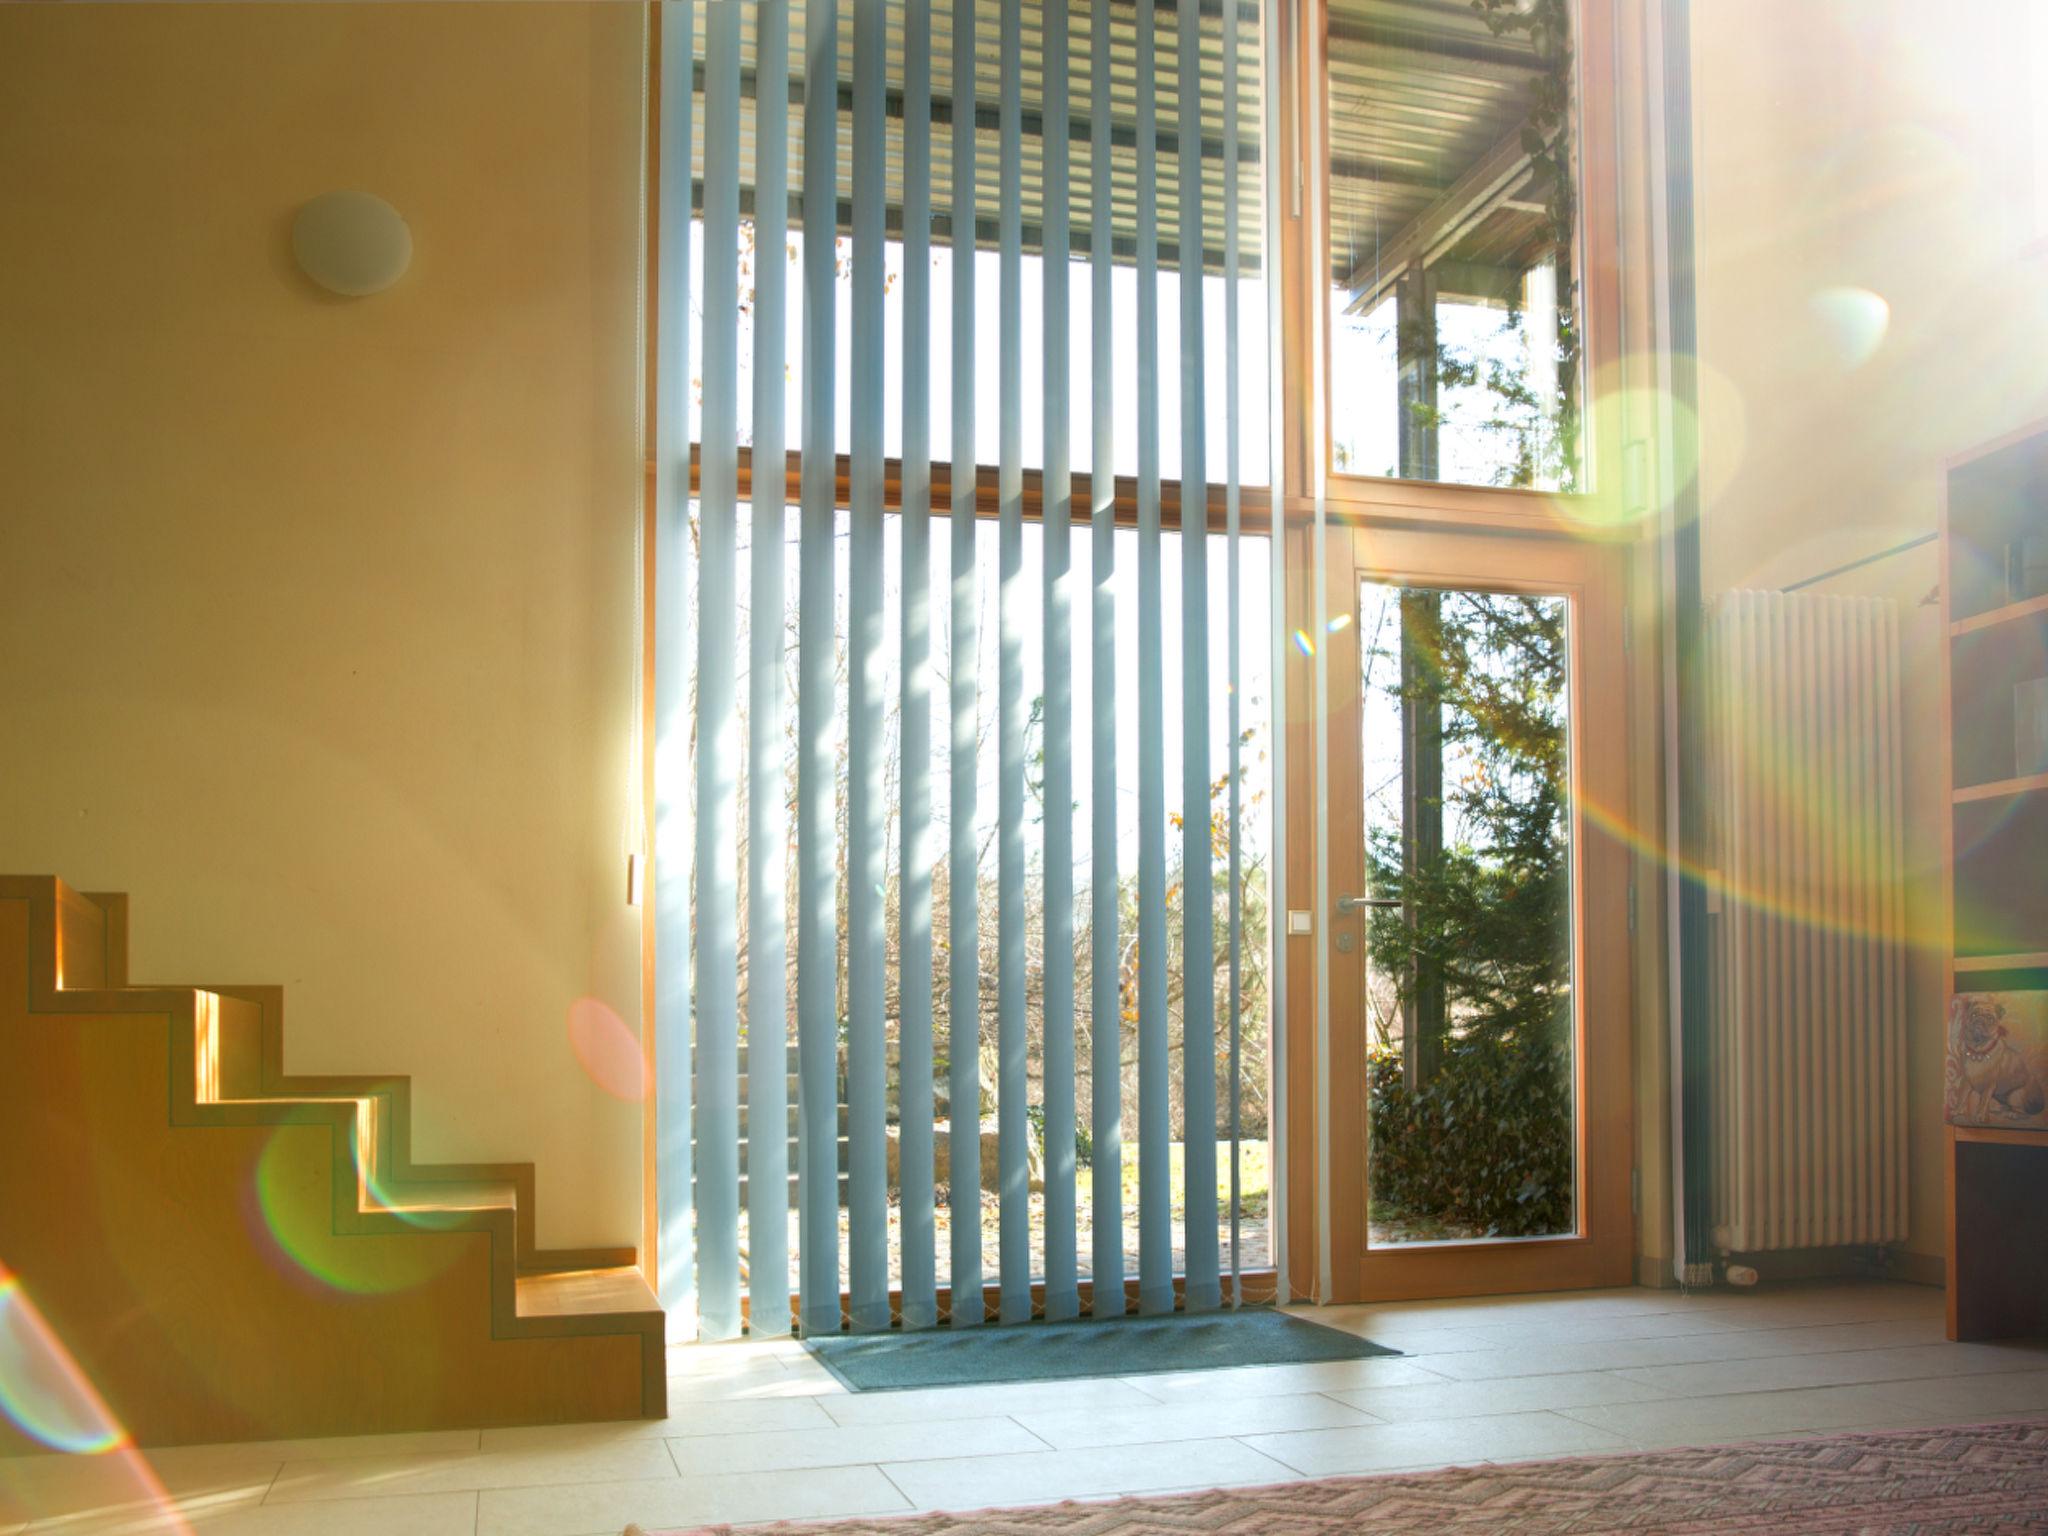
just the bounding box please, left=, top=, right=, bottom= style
left=641, top=1418, right=2048, bottom=1536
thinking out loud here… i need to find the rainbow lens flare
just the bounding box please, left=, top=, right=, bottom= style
left=0, top=1264, right=124, bottom=1454
left=247, top=1125, right=462, bottom=1295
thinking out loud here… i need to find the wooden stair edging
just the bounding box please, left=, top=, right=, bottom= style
left=0, top=875, right=666, bottom=1447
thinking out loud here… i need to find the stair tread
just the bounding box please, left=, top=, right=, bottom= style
left=515, top=1265, right=660, bottom=1320
left=368, top=1177, right=518, bottom=1215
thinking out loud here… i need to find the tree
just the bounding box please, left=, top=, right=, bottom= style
left=1362, top=589, right=1573, bottom=1238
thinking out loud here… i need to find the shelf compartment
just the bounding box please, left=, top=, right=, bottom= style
left=1947, top=433, right=2048, bottom=624
left=1954, top=791, right=2048, bottom=961
left=1949, top=606, right=2048, bottom=792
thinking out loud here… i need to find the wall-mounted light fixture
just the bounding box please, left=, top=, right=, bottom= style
left=292, top=191, right=412, bottom=297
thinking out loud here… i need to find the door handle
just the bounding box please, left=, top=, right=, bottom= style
left=1335, top=895, right=1400, bottom=913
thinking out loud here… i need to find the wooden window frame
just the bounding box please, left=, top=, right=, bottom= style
left=1271, top=0, right=1642, bottom=1305
left=1276, top=0, right=1625, bottom=534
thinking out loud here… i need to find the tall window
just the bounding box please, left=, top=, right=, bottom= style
left=657, top=0, right=1271, bottom=1339
left=1322, top=0, right=1585, bottom=492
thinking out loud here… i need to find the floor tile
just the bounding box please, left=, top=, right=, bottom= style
left=159, top=1432, right=481, bottom=1471
left=1012, top=1391, right=1375, bottom=1451
left=1864, top=1367, right=2048, bottom=1421
left=1243, top=1409, right=1631, bottom=1476
left=1432, top=1309, right=1757, bottom=1349
left=1410, top=1316, right=1954, bottom=1382
left=38, top=1490, right=479, bottom=1536
left=1324, top=1369, right=1671, bottom=1422
left=265, top=1440, right=678, bottom=1503
left=483, top=1397, right=837, bottom=1449
left=814, top=1378, right=1161, bottom=1427
left=476, top=1464, right=906, bottom=1536
left=880, top=1439, right=1298, bottom=1510
left=1610, top=1340, right=2048, bottom=1399
left=1560, top=1383, right=1928, bottom=1448
left=662, top=1371, right=840, bottom=1405
left=667, top=1415, right=1043, bottom=1476
left=0, top=1456, right=276, bottom=1528
left=1118, top=1355, right=1450, bottom=1404
left=17, top=1488, right=265, bottom=1536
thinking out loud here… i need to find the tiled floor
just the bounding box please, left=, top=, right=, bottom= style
left=5, top=1281, right=2046, bottom=1536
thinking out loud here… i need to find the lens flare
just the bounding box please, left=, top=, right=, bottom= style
left=1811, top=286, right=1890, bottom=369
left=0, top=1264, right=193, bottom=1534
left=568, top=997, right=648, bottom=1103
left=0, top=1266, right=124, bottom=1454
left=1563, top=353, right=1738, bottom=534
left=1347, top=585, right=1944, bottom=960
left=1293, top=628, right=1316, bottom=657
left=246, top=1124, right=461, bottom=1295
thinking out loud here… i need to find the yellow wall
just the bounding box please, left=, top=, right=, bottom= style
left=0, top=3, right=648, bottom=1249
left=1691, top=0, right=2048, bottom=1273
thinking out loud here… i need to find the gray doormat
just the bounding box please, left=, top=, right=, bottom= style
left=803, top=1308, right=1400, bottom=1391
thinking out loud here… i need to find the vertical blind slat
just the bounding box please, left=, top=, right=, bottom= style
left=653, top=0, right=696, bottom=1320
left=1039, top=0, right=1078, bottom=1327
left=947, top=0, right=985, bottom=1329
left=746, top=0, right=793, bottom=1339
left=1222, top=0, right=1244, bottom=1305
left=1133, top=0, right=1174, bottom=1318
left=996, top=0, right=1030, bottom=1329
left=1178, top=0, right=1221, bottom=1316
left=897, top=0, right=939, bottom=1335
left=796, top=0, right=843, bottom=1339
left=847, top=0, right=891, bottom=1337
left=1087, top=0, right=1125, bottom=1322
left=695, top=0, right=744, bottom=1344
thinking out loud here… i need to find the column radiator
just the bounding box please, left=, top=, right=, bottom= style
left=1704, top=589, right=1909, bottom=1254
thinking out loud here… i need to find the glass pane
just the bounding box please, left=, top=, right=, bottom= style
left=1326, top=1, right=1583, bottom=491
left=1357, top=581, right=1577, bottom=1244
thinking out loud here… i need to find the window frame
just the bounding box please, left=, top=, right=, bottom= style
left=1277, top=0, right=1625, bottom=533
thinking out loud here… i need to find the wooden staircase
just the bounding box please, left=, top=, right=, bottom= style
left=0, top=876, right=666, bottom=1452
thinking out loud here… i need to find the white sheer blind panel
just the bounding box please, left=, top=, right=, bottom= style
left=654, top=0, right=1266, bottom=1338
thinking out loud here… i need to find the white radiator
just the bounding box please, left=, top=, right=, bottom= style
left=1704, top=590, right=1909, bottom=1254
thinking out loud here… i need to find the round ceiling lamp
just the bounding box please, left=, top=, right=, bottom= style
left=292, top=191, right=412, bottom=297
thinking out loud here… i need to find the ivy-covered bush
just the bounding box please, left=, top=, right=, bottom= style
left=1367, top=1029, right=1572, bottom=1238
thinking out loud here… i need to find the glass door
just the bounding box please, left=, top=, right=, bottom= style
left=1320, top=522, right=1633, bottom=1300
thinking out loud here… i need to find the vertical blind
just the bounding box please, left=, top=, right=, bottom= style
left=654, top=0, right=1263, bottom=1339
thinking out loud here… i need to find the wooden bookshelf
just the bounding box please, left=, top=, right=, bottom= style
left=1943, top=420, right=2048, bottom=1343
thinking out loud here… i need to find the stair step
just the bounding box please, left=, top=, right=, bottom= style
left=514, top=1264, right=661, bottom=1321
left=368, top=1176, right=518, bottom=1219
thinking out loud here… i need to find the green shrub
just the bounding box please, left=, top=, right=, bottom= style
left=1366, top=1029, right=1572, bottom=1237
